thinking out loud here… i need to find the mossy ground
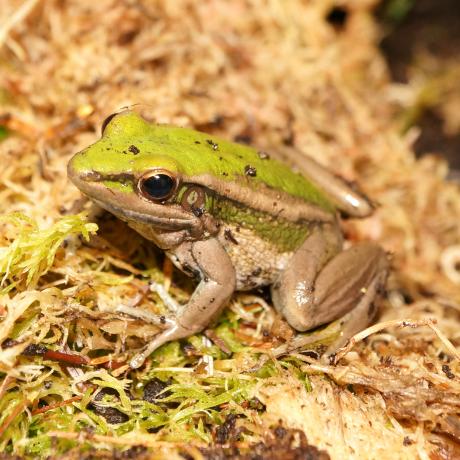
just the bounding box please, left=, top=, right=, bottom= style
left=1, top=1, right=460, bottom=458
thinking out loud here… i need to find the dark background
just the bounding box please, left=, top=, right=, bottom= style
left=378, top=0, right=460, bottom=171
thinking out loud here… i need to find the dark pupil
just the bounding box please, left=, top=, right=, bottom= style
left=142, top=174, right=175, bottom=200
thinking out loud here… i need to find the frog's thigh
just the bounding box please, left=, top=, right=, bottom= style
left=272, top=231, right=388, bottom=333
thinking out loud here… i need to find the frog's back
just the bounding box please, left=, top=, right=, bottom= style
left=148, top=124, right=336, bottom=214
left=98, top=111, right=335, bottom=214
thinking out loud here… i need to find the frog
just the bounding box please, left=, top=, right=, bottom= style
left=67, top=110, right=389, bottom=368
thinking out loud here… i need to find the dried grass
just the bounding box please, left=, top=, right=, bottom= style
left=1, top=0, right=460, bottom=459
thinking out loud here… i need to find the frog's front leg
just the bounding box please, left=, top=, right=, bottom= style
left=130, top=238, right=236, bottom=369
left=271, top=224, right=389, bottom=356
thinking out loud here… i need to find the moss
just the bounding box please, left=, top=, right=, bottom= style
left=0, top=126, right=8, bottom=142
left=0, top=213, right=97, bottom=293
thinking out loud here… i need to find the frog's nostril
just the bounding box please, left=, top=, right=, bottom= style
left=67, top=154, right=95, bottom=183
left=81, top=171, right=103, bottom=181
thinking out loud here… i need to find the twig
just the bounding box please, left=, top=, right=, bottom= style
left=332, top=318, right=460, bottom=364
left=43, top=349, right=89, bottom=366
left=0, top=375, right=14, bottom=401
left=0, top=399, right=29, bottom=438
left=31, top=396, right=82, bottom=416
left=47, top=430, right=200, bottom=448
left=0, top=0, right=40, bottom=47
left=204, top=329, right=231, bottom=354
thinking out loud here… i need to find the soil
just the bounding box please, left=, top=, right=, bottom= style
left=378, top=0, right=460, bottom=169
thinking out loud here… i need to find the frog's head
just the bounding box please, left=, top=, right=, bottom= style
left=68, top=111, right=202, bottom=232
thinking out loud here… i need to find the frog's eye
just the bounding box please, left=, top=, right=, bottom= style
left=138, top=169, right=177, bottom=202
left=101, top=112, right=119, bottom=135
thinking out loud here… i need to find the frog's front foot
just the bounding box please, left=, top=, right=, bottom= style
left=129, top=321, right=198, bottom=369
left=130, top=239, right=236, bottom=369
left=116, top=282, right=181, bottom=327
left=116, top=304, right=176, bottom=329
left=115, top=289, right=189, bottom=368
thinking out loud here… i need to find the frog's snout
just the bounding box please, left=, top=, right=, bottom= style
left=67, top=153, right=99, bottom=192
left=67, top=151, right=94, bottom=182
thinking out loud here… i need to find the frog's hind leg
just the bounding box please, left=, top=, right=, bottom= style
left=271, top=225, right=389, bottom=354
left=274, top=147, right=374, bottom=217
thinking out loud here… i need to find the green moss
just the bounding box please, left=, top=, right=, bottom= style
left=0, top=213, right=97, bottom=292
left=0, top=126, right=8, bottom=141
left=0, top=213, right=337, bottom=458
left=0, top=304, right=337, bottom=458
left=382, top=0, right=415, bottom=23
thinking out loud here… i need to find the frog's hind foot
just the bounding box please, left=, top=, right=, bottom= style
left=322, top=263, right=388, bottom=363
left=271, top=236, right=389, bottom=362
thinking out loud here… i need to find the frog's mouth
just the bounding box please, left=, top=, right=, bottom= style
left=68, top=167, right=198, bottom=231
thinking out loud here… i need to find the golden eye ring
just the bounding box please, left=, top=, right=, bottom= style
left=137, top=169, right=178, bottom=202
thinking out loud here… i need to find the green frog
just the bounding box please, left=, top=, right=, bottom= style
left=67, top=111, right=388, bottom=368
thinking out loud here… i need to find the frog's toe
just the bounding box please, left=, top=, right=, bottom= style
left=149, top=281, right=181, bottom=314
left=116, top=304, right=175, bottom=328
left=129, top=323, right=199, bottom=369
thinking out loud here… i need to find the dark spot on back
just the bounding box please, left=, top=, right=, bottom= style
left=244, top=165, right=257, bottom=177
left=206, top=139, right=219, bottom=150
left=192, top=206, right=204, bottom=217
left=128, top=145, right=140, bottom=155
